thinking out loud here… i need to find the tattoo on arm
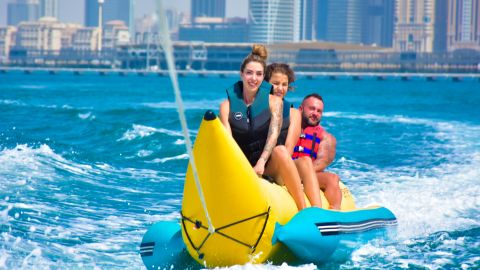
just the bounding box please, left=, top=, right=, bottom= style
left=260, top=99, right=282, bottom=162
left=314, top=134, right=331, bottom=171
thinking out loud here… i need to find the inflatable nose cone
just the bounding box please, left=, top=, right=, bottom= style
left=273, top=207, right=397, bottom=264
left=140, top=221, right=196, bottom=269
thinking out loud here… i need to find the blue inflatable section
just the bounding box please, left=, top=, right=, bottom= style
left=140, top=221, right=197, bottom=269
left=272, top=207, right=397, bottom=263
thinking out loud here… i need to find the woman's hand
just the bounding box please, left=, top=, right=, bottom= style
left=253, top=157, right=267, bottom=175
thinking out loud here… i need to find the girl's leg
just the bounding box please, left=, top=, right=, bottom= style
left=265, top=145, right=306, bottom=210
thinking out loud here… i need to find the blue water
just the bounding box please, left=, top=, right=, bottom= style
left=1, top=71, right=479, bottom=269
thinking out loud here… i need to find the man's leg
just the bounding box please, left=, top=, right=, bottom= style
left=294, top=157, right=322, bottom=208
left=316, top=172, right=341, bottom=210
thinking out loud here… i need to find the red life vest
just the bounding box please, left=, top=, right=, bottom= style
left=292, top=125, right=325, bottom=160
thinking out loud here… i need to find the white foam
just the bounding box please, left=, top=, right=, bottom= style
left=149, top=153, right=189, bottom=163
left=210, top=262, right=317, bottom=270
left=0, top=250, right=8, bottom=268
left=174, top=139, right=185, bottom=145
left=143, top=99, right=223, bottom=111
left=0, top=99, right=25, bottom=106
left=21, top=248, right=43, bottom=268
left=0, top=144, right=59, bottom=185
left=136, top=150, right=153, bottom=157
left=78, top=112, right=95, bottom=120
left=118, top=124, right=184, bottom=141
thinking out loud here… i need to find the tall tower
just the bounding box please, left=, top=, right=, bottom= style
left=7, top=0, right=39, bottom=26
left=85, top=0, right=132, bottom=28
left=98, top=0, right=104, bottom=52
left=191, top=0, right=225, bottom=23
left=362, top=0, right=394, bottom=47
left=393, top=0, right=436, bottom=52
left=326, top=0, right=363, bottom=44
left=39, top=0, right=58, bottom=18
left=249, top=0, right=301, bottom=44
left=447, top=0, right=480, bottom=51
left=300, top=0, right=318, bottom=41
left=316, top=0, right=329, bottom=40
left=434, top=0, right=448, bottom=52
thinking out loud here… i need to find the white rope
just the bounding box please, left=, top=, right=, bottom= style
left=155, top=0, right=215, bottom=234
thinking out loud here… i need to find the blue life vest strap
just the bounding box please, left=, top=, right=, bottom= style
left=293, top=146, right=318, bottom=159
left=300, top=133, right=321, bottom=144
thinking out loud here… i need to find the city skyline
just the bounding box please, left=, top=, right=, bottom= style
left=0, top=0, right=248, bottom=26
left=1, top=0, right=479, bottom=54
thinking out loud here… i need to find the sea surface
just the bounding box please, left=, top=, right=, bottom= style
left=0, top=70, right=479, bottom=269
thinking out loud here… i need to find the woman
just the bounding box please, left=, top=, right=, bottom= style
left=265, top=63, right=322, bottom=208
left=219, top=45, right=307, bottom=210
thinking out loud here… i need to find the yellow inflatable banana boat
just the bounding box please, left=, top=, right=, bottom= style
left=180, top=111, right=356, bottom=267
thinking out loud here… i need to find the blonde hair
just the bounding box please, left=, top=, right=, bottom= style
left=240, top=44, right=268, bottom=72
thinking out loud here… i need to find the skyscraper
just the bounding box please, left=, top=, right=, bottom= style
left=434, top=0, right=448, bottom=52
left=191, top=0, right=225, bottom=23
left=39, top=0, right=58, bottom=18
left=316, top=0, right=329, bottom=40
left=393, top=0, right=436, bottom=52
left=7, top=0, right=39, bottom=26
left=299, top=0, right=317, bottom=40
left=249, top=0, right=300, bottom=44
left=85, top=0, right=133, bottom=31
left=447, top=0, right=480, bottom=52
left=362, top=0, right=394, bottom=47
left=326, top=0, right=363, bottom=44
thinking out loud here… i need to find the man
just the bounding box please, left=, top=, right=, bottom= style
left=292, top=93, right=342, bottom=209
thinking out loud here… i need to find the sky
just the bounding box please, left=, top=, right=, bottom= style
left=0, top=0, right=248, bottom=26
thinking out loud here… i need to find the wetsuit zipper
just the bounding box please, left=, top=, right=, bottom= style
left=246, top=106, right=253, bottom=138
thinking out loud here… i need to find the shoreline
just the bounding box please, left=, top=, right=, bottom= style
left=1, top=66, right=480, bottom=81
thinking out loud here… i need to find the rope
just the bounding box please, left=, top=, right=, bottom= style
left=155, top=0, right=215, bottom=234
left=181, top=208, right=271, bottom=256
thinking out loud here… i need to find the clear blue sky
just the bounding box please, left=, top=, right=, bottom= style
left=0, top=0, right=248, bottom=26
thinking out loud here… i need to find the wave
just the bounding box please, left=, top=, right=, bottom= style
left=18, top=85, right=48, bottom=90
left=339, top=152, right=480, bottom=241
left=322, top=113, right=480, bottom=243
left=148, top=153, right=189, bottom=163
left=118, top=124, right=194, bottom=141
left=78, top=111, right=96, bottom=120
left=0, top=144, right=179, bottom=190
left=143, top=99, right=224, bottom=111
left=0, top=99, right=26, bottom=106
left=326, top=111, right=478, bottom=130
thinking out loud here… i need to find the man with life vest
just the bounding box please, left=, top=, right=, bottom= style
left=293, top=94, right=342, bottom=209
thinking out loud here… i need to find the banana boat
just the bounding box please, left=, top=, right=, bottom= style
left=140, top=110, right=396, bottom=268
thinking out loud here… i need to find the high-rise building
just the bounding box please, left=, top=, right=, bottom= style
left=316, top=0, right=329, bottom=40
left=39, top=0, right=58, bottom=18
left=72, top=27, right=101, bottom=51
left=102, top=20, right=130, bottom=49
left=393, top=0, right=436, bottom=52
left=85, top=0, right=134, bottom=32
left=0, top=26, right=17, bottom=62
left=249, top=0, right=301, bottom=44
left=326, top=0, right=363, bottom=44
left=434, top=0, right=448, bottom=52
left=7, top=0, right=40, bottom=26
left=362, top=0, right=394, bottom=47
left=179, top=17, right=248, bottom=43
left=447, top=0, right=480, bottom=52
left=15, top=17, right=64, bottom=51
left=191, top=0, right=225, bottom=22
left=300, top=0, right=317, bottom=40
